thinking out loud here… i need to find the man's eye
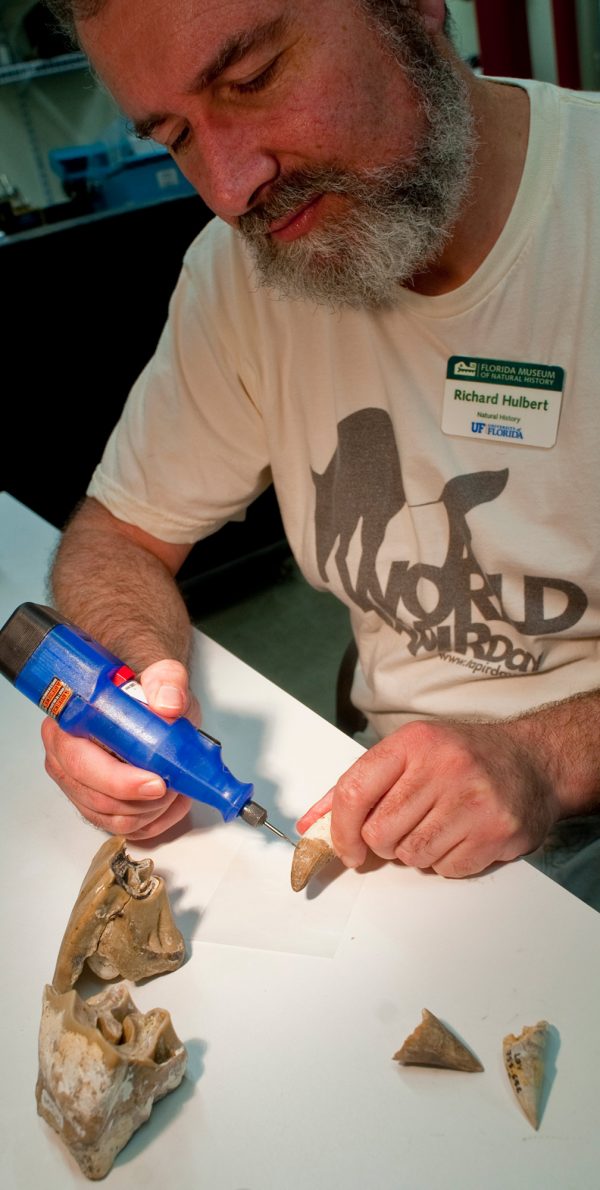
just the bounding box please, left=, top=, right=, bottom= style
left=170, top=126, right=191, bottom=155
left=230, top=55, right=281, bottom=96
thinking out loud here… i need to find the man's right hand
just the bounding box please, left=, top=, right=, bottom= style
left=41, top=659, right=199, bottom=841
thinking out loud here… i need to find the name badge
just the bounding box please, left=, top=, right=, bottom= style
left=442, top=356, right=564, bottom=448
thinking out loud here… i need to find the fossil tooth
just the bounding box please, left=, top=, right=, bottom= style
left=393, top=1009, right=483, bottom=1072
left=52, top=836, right=185, bottom=991
left=36, top=982, right=187, bottom=1180
left=502, top=1020, right=550, bottom=1129
left=291, top=811, right=336, bottom=891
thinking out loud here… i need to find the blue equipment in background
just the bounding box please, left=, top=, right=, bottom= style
left=49, top=128, right=195, bottom=211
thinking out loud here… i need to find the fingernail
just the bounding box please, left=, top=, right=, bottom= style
left=156, top=683, right=184, bottom=711
left=340, top=853, right=362, bottom=869
left=140, top=777, right=165, bottom=798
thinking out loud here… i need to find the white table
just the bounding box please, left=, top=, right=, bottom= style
left=2, top=491, right=600, bottom=1189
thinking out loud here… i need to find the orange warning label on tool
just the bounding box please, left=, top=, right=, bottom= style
left=40, top=676, right=74, bottom=718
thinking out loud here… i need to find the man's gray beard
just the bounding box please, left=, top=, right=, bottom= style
left=238, top=12, right=475, bottom=310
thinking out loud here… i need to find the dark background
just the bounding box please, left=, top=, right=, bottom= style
left=3, top=193, right=290, bottom=614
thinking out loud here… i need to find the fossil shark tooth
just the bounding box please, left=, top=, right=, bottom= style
left=52, top=836, right=185, bottom=991
left=36, top=982, right=187, bottom=1180
left=502, top=1020, right=550, bottom=1129
left=393, top=1009, right=483, bottom=1072
left=291, top=811, right=336, bottom=891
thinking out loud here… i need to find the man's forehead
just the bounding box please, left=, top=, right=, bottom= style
left=77, top=0, right=297, bottom=115
left=79, top=0, right=298, bottom=39
left=78, top=0, right=298, bottom=75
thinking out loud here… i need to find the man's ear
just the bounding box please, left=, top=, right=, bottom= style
left=413, top=0, right=446, bottom=35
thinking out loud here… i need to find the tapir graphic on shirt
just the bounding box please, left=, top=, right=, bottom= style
left=311, top=408, right=587, bottom=671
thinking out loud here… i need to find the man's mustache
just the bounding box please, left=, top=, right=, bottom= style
left=238, top=167, right=356, bottom=237
left=238, top=154, right=427, bottom=239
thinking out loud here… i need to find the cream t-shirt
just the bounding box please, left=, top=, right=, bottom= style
left=89, top=79, right=600, bottom=737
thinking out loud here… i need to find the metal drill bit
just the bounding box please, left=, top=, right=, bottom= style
left=262, top=818, right=296, bottom=846
left=241, top=799, right=295, bottom=845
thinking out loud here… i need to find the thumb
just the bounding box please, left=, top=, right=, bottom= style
left=139, top=659, right=190, bottom=722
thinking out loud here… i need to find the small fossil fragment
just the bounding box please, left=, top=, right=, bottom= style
left=503, top=1020, right=550, bottom=1129
left=291, top=811, right=336, bottom=891
left=393, top=1008, right=483, bottom=1072
left=53, top=836, right=185, bottom=991
left=36, top=982, right=187, bottom=1180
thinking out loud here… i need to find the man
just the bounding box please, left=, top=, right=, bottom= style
left=43, top=0, right=600, bottom=885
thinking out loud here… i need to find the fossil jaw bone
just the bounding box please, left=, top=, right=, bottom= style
left=52, top=836, right=185, bottom=991
left=393, top=1009, right=483, bottom=1072
left=291, top=811, right=336, bottom=891
left=503, top=1020, right=550, bottom=1129
left=36, top=982, right=187, bottom=1180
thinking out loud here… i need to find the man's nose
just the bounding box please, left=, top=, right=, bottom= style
left=189, top=116, right=279, bottom=221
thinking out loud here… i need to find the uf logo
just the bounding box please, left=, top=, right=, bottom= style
left=471, top=421, right=486, bottom=434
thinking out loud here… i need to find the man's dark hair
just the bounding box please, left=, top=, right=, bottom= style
left=44, top=1, right=98, bottom=41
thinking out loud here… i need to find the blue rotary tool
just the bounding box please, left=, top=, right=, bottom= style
left=0, top=602, right=293, bottom=842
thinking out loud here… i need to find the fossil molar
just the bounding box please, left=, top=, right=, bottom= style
left=503, top=1020, right=550, bottom=1129
left=36, top=982, right=187, bottom=1180
left=53, top=836, right=185, bottom=991
left=291, top=811, right=336, bottom=891
left=393, top=1009, right=483, bottom=1072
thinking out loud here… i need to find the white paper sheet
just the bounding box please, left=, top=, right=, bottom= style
left=194, top=828, right=362, bottom=956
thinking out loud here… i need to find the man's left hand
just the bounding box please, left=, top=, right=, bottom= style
left=297, top=719, right=560, bottom=877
